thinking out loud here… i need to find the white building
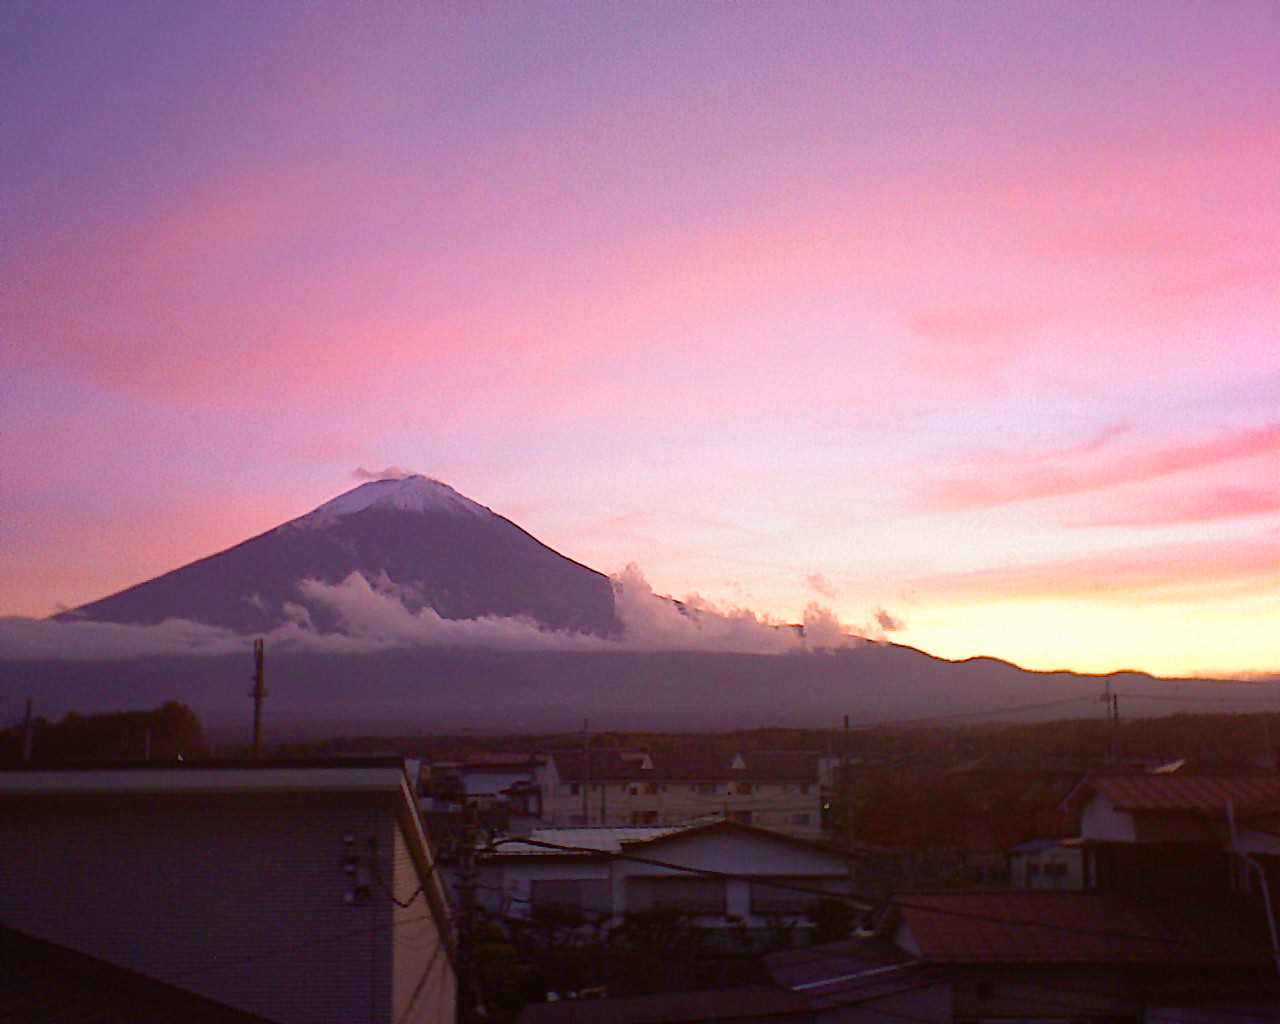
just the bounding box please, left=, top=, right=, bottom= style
left=477, top=818, right=859, bottom=935
left=537, top=749, right=824, bottom=835
left=0, top=758, right=456, bottom=1024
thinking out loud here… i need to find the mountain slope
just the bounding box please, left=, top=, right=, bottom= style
left=64, top=477, right=618, bottom=636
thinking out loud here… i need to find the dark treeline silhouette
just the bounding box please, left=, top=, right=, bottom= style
left=0, top=701, right=207, bottom=764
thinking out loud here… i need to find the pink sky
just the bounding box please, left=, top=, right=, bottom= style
left=3, top=1, right=1278, bottom=677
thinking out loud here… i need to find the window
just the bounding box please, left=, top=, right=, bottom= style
left=749, top=877, right=843, bottom=915
left=787, top=813, right=811, bottom=826
left=644, top=782, right=658, bottom=795
left=799, top=784, right=810, bottom=795
left=734, top=781, right=753, bottom=795
left=695, top=783, right=719, bottom=795
left=567, top=783, right=580, bottom=796
left=530, top=879, right=611, bottom=916
left=629, top=877, right=727, bottom=915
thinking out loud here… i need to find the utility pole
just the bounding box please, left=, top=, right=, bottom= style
left=458, top=803, right=480, bottom=1022
left=581, top=719, right=590, bottom=826
left=250, top=638, right=266, bottom=759
left=843, top=714, right=854, bottom=850
left=1103, top=680, right=1119, bottom=762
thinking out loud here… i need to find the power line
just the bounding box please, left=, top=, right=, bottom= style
left=485, top=834, right=1278, bottom=957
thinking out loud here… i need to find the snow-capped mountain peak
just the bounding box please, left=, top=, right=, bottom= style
left=300, top=475, right=491, bottom=524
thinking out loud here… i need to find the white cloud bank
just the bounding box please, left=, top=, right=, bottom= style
left=0, top=566, right=874, bottom=661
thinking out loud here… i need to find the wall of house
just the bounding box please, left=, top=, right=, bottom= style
left=1010, top=845, right=1084, bottom=890
left=481, top=828, right=853, bottom=932
left=390, top=819, right=456, bottom=1024
left=1081, top=793, right=1137, bottom=843
left=0, top=791, right=445, bottom=1024
left=539, top=779, right=823, bottom=834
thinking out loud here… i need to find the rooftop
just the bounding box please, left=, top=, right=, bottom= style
left=1084, top=774, right=1280, bottom=816
left=894, top=890, right=1270, bottom=967
left=0, top=756, right=417, bottom=797
left=515, top=985, right=811, bottom=1024
left=0, top=925, right=273, bottom=1024
left=486, top=824, right=696, bottom=856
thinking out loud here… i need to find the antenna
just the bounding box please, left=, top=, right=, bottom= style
left=250, top=638, right=266, bottom=759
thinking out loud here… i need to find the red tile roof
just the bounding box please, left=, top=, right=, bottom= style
left=1086, top=775, right=1280, bottom=815
left=895, top=891, right=1269, bottom=966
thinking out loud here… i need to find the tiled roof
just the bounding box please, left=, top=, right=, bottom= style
left=489, top=825, right=691, bottom=856
left=895, top=891, right=1269, bottom=966
left=551, top=749, right=819, bottom=783
left=1086, top=775, right=1280, bottom=815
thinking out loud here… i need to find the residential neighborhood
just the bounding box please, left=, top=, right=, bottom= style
left=6, top=708, right=1280, bottom=1022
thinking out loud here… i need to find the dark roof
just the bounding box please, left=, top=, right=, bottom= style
left=764, top=936, right=931, bottom=1005
left=552, top=750, right=819, bottom=783
left=0, top=755, right=412, bottom=773
left=0, top=925, right=275, bottom=1023
left=515, top=985, right=811, bottom=1023
left=894, top=891, right=1270, bottom=967
left=1084, top=775, right=1280, bottom=816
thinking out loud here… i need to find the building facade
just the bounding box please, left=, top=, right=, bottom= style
left=537, top=749, right=824, bottom=835
left=0, top=759, right=457, bottom=1024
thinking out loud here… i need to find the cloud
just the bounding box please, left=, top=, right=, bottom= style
left=1066, top=487, right=1280, bottom=528
left=804, top=572, right=838, bottom=599
left=918, top=421, right=1280, bottom=511
left=913, top=536, right=1279, bottom=604
left=354, top=466, right=416, bottom=481
left=296, top=572, right=608, bottom=651
left=0, top=567, right=863, bottom=660
left=874, top=608, right=905, bottom=632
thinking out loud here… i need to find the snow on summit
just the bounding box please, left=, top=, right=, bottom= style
left=300, top=475, right=491, bottom=523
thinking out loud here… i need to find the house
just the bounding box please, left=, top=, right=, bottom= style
left=1008, top=837, right=1083, bottom=890
left=1070, top=773, right=1280, bottom=896
left=537, top=750, right=824, bottom=835
left=886, top=889, right=1278, bottom=1022
left=0, top=757, right=457, bottom=1024
left=478, top=818, right=861, bottom=937
left=423, top=752, right=544, bottom=815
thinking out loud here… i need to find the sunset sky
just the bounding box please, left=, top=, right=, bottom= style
left=3, top=1, right=1277, bottom=678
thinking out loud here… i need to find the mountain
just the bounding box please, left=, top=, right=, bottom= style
left=15, top=475, right=1271, bottom=736
left=64, top=476, right=618, bottom=636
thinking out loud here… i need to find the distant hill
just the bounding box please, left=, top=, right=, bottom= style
left=6, top=475, right=1272, bottom=736
left=3, top=643, right=1270, bottom=740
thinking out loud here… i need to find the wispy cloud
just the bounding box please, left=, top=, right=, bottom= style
left=353, top=466, right=416, bottom=481
left=916, top=536, right=1279, bottom=604
left=804, top=572, right=838, bottom=599
left=918, top=422, right=1280, bottom=511
left=1068, top=487, right=1280, bottom=528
